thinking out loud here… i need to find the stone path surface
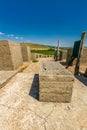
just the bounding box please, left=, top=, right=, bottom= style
left=23, top=57, right=52, bottom=74
left=0, top=58, right=87, bottom=130
left=0, top=71, right=17, bottom=89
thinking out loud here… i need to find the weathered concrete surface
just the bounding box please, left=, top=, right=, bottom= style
left=0, top=40, right=23, bottom=70
left=39, top=61, right=74, bottom=102
left=0, top=73, right=87, bottom=130
left=85, top=68, right=87, bottom=77
left=67, top=48, right=87, bottom=65
left=20, top=44, right=31, bottom=62
left=59, top=51, right=67, bottom=60
left=0, top=71, right=17, bottom=89
left=31, top=53, right=36, bottom=60
left=0, top=62, right=29, bottom=89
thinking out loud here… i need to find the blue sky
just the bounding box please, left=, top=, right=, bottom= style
left=0, top=0, right=87, bottom=47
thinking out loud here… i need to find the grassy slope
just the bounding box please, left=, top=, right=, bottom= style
left=20, top=42, right=68, bottom=55
left=22, top=42, right=50, bottom=50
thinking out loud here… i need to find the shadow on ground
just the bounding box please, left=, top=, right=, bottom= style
left=75, top=75, right=87, bottom=86
left=60, top=61, right=67, bottom=66
left=29, top=63, right=87, bottom=101
left=60, top=61, right=87, bottom=86
left=29, top=74, right=39, bottom=100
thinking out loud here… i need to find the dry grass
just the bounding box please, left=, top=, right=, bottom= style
left=19, top=65, right=28, bottom=72
left=21, top=42, right=50, bottom=50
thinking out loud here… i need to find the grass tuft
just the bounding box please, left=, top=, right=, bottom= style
left=32, top=60, right=38, bottom=63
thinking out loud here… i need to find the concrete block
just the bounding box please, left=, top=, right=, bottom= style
left=20, top=44, right=31, bottom=62
left=59, top=51, right=67, bottom=60
left=31, top=53, right=36, bottom=60
left=39, top=93, right=71, bottom=102
left=67, top=48, right=87, bottom=65
left=0, top=40, right=23, bottom=70
left=39, top=61, right=74, bottom=102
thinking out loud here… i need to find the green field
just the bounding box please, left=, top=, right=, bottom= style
left=31, top=49, right=55, bottom=55
left=21, top=42, right=68, bottom=55
left=31, top=48, right=67, bottom=55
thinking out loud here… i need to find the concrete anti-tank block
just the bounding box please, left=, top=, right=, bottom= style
left=39, top=61, right=74, bottom=102
left=0, top=40, right=23, bottom=70
left=20, top=43, right=31, bottom=62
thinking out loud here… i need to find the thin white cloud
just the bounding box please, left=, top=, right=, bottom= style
left=0, top=32, right=25, bottom=42
left=15, top=37, right=19, bottom=39
left=0, top=32, right=4, bottom=35
left=15, top=36, right=24, bottom=40
left=7, top=34, right=14, bottom=37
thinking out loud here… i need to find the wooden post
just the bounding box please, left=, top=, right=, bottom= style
left=74, top=32, right=86, bottom=75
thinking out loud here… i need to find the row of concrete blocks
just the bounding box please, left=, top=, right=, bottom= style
left=0, top=40, right=33, bottom=70
left=39, top=61, right=74, bottom=102
left=56, top=48, right=87, bottom=65
left=35, top=53, right=54, bottom=58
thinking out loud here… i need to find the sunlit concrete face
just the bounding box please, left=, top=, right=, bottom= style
left=39, top=61, right=74, bottom=102
left=67, top=48, right=87, bottom=65
left=0, top=40, right=23, bottom=70
left=20, top=43, right=31, bottom=62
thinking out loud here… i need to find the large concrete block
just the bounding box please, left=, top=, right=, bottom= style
left=67, top=48, right=87, bottom=65
left=39, top=93, right=71, bottom=102
left=59, top=51, right=67, bottom=60
left=20, top=44, right=31, bottom=62
left=0, top=40, right=23, bottom=70
left=31, top=53, right=36, bottom=60
left=39, top=61, right=74, bottom=102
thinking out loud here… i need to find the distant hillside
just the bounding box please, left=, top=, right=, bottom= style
left=20, top=42, right=50, bottom=50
